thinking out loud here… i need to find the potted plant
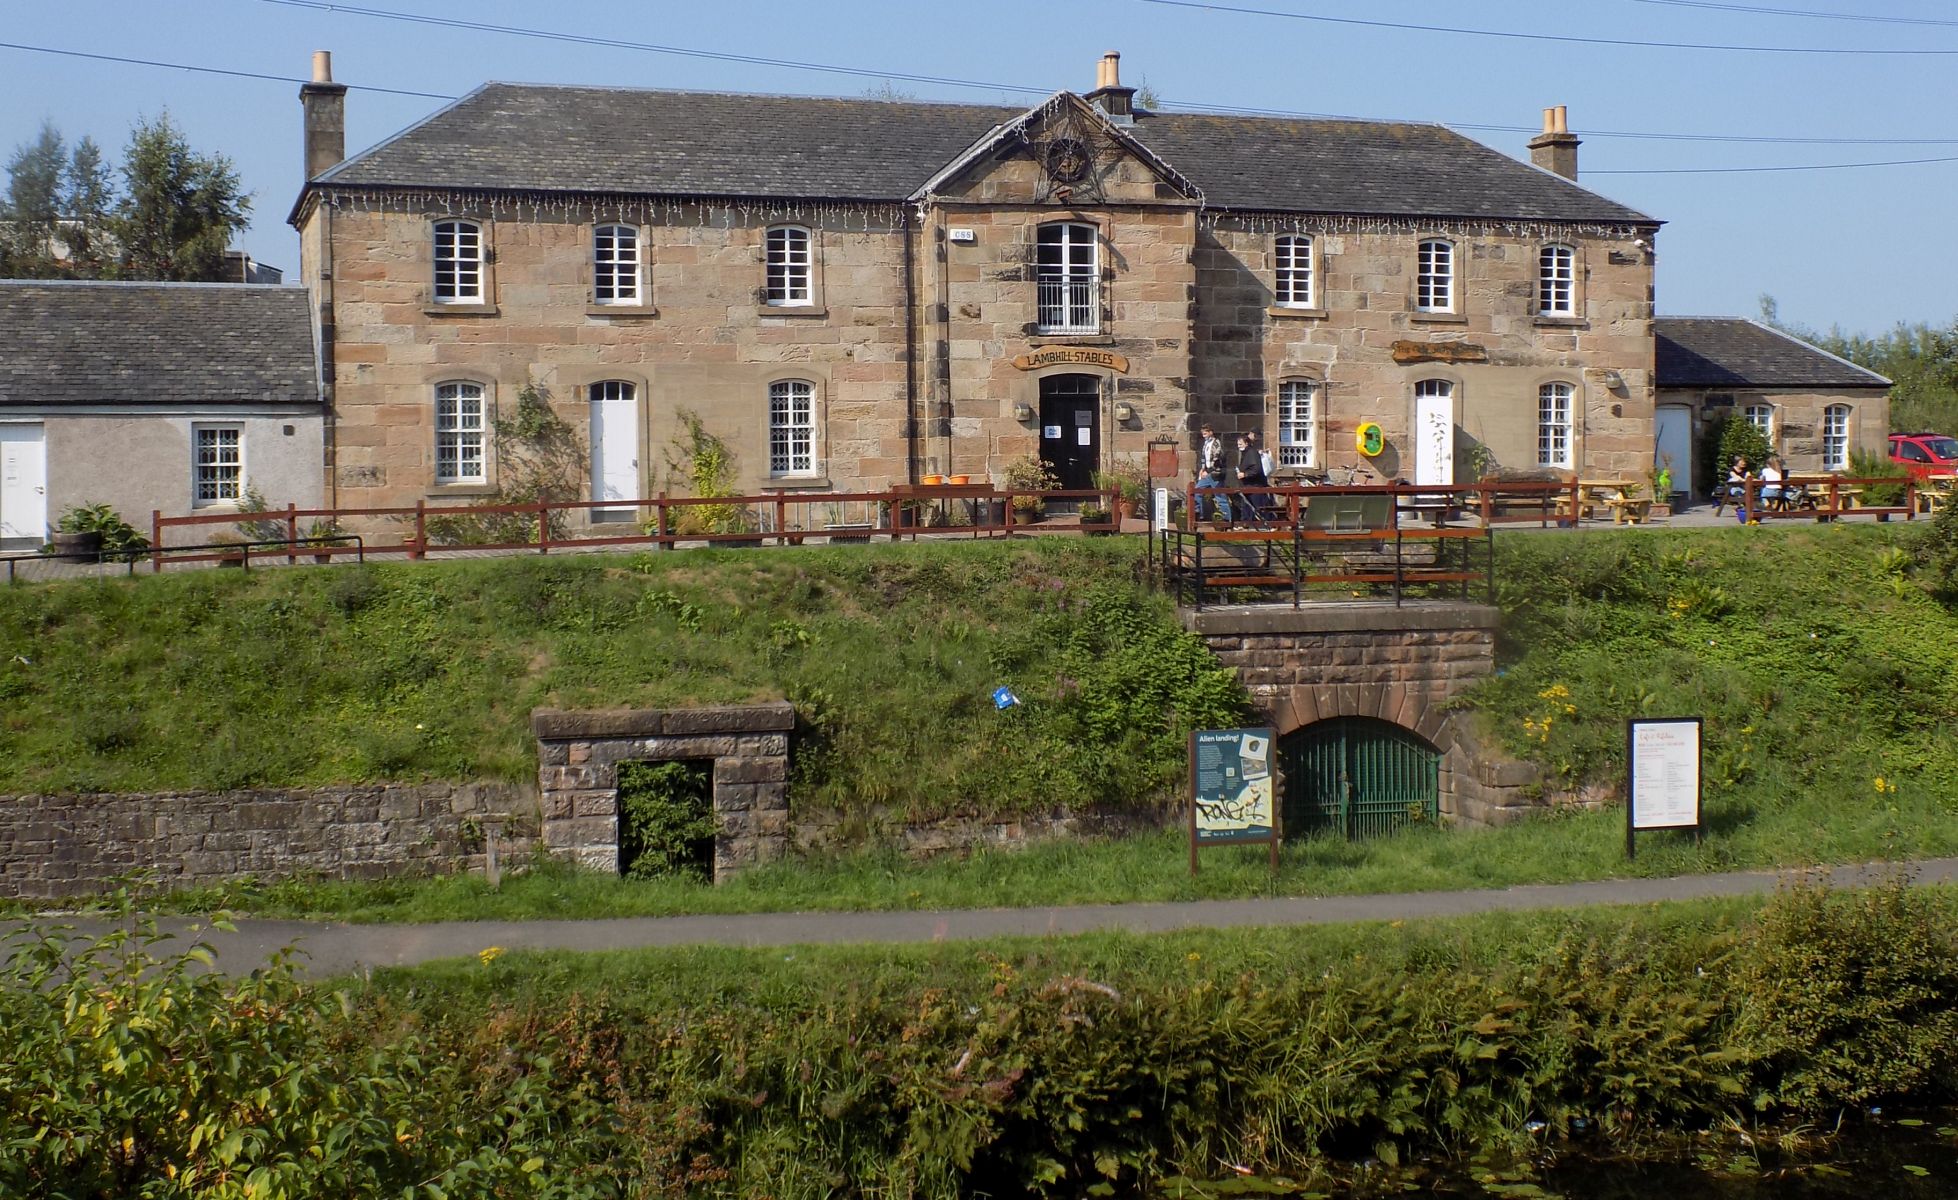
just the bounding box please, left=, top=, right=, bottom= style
left=1078, top=501, right=1114, bottom=535
left=1648, top=456, right=1675, bottom=518
left=1093, top=463, right=1148, bottom=522
left=305, top=517, right=354, bottom=564
left=1001, top=456, right=1059, bottom=524
left=45, top=503, right=150, bottom=563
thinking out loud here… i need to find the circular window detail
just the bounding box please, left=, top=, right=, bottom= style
left=1045, top=138, right=1092, bottom=184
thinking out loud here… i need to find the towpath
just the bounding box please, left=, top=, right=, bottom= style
left=24, top=856, right=1957, bottom=978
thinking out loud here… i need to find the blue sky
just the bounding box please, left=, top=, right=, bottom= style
left=4, top=0, right=1955, bottom=334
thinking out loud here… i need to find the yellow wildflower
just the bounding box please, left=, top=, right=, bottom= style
left=477, top=946, right=504, bottom=966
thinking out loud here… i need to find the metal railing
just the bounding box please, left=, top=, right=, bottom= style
left=1160, top=483, right=1498, bottom=610
left=5, top=534, right=364, bottom=584
left=1035, top=277, right=1098, bottom=334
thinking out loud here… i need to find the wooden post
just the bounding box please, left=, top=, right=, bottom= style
left=775, top=494, right=788, bottom=546
left=656, top=491, right=669, bottom=547
left=150, top=509, right=163, bottom=574
left=536, top=502, right=549, bottom=554
left=413, top=500, right=426, bottom=559
left=285, top=503, right=298, bottom=565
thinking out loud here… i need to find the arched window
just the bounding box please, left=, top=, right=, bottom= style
left=1035, top=221, right=1099, bottom=334
left=769, top=380, right=818, bottom=477
left=592, top=224, right=642, bottom=305
left=433, top=381, right=487, bottom=483
left=1822, top=404, right=1850, bottom=471
left=1537, top=382, right=1574, bottom=469
left=432, top=219, right=484, bottom=304
left=1537, top=244, right=1575, bottom=316
left=1274, top=234, right=1314, bottom=308
left=1275, top=380, right=1317, bottom=468
left=1416, top=239, right=1454, bottom=312
left=765, top=226, right=813, bottom=306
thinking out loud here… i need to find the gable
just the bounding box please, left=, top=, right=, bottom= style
left=914, top=93, right=1203, bottom=208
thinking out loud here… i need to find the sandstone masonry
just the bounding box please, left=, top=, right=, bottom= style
left=0, top=782, right=534, bottom=900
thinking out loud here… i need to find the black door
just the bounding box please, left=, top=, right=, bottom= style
left=1038, top=373, right=1101, bottom=494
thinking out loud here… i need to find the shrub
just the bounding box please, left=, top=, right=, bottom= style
left=1730, top=879, right=1958, bottom=1109
left=657, top=410, right=751, bottom=536
left=1848, top=447, right=1910, bottom=505
left=618, top=760, right=715, bottom=879
left=50, top=502, right=149, bottom=560
left=1698, top=411, right=1771, bottom=499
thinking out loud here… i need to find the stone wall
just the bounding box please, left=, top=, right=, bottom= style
left=1187, top=602, right=1538, bottom=826
left=0, top=781, right=535, bottom=900
left=532, top=703, right=793, bottom=880
left=1658, top=386, right=1891, bottom=485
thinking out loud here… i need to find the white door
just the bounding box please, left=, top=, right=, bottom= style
left=0, top=424, right=48, bottom=545
left=588, top=383, right=639, bottom=522
left=1654, top=405, right=1692, bottom=497
left=1413, top=382, right=1455, bottom=487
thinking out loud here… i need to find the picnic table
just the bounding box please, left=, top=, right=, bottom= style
left=1556, top=478, right=1638, bottom=521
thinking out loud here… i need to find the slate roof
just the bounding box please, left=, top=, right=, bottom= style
left=0, top=282, right=321, bottom=408
left=312, top=83, right=1656, bottom=226
left=1654, top=317, right=1891, bottom=391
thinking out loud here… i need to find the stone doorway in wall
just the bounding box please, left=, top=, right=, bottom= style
left=1039, top=373, right=1101, bottom=509
left=616, top=760, right=715, bottom=880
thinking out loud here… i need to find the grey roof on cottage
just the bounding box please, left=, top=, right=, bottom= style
left=312, top=83, right=1657, bottom=225
left=1654, top=316, right=1891, bottom=391
left=0, top=282, right=321, bottom=408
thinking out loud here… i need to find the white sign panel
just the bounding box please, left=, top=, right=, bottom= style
left=1153, top=486, right=1171, bottom=528
left=1628, top=718, right=1701, bottom=831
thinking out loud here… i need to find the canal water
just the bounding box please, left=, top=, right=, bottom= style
left=1163, top=1111, right=1958, bottom=1198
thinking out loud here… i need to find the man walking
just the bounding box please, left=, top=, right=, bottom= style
left=1195, top=423, right=1231, bottom=523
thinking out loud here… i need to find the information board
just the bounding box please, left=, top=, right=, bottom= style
left=1626, top=717, right=1702, bottom=857
left=1189, top=727, right=1279, bottom=873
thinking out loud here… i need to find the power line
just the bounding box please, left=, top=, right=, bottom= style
left=5, top=33, right=1958, bottom=175
left=243, top=0, right=1958, bottom=146
left=0, top=39, right=454, bottom=99
left=1630, top=0, right=1958, bottom=28
left=1590, top=153, right=1958, bottom=174
left=1140, top=0, right=1958, bottom=55
left=251, top=0, right=1056, bottom=96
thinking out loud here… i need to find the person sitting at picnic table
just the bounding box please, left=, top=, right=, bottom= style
left=1717, top=455, right=1752, bottom=515
left=1194, top=422, right=1231, bottom=523
left=1760, top=456, right=1786, bottom=509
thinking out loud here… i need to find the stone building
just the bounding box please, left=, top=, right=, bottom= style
left=1654, top=316, right=1891, bottom=491
left=290, top=52, right=1661, bottom=517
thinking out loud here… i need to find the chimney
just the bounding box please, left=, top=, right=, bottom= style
left=1086, top=50, right=1137, bottom=125
left=300, top=50, right=349, bottom=181
left=1527, top=105, right=1580, bottom=181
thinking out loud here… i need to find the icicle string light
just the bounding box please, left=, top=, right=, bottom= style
left=317, top=188, right=909, bottom=232
left=1200, top=209, right=1646, bottom=243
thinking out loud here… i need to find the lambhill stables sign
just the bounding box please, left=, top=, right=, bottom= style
left=1011, top=347, right=1131, bottom=373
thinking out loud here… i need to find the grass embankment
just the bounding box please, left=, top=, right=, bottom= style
left=7, top=524, right=1958, bottom=922
left=0, top=539, right=1238, bottom=815
left=86, top=521, right=1958, bottom=923
left=10, top=882, right=1958, bottom=1195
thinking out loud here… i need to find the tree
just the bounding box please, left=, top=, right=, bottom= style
left=1, top=121, right=66, bottom=276
left=1760, top=293, right=1958, bottom=436
left=61, top=136, right=115, bottom=275
left=111, top=112, right=251, bottom=281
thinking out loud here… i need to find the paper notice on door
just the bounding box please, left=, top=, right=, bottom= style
left=1044, top=425, right=1062, bottom=439
left=1077, top=428, right=1091, bottom=446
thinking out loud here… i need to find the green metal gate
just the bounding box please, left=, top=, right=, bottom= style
left=1280, top=717, right=1440, bottom=839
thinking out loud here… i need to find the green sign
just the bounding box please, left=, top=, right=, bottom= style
left=1189, top=727, right=1279, bottom=873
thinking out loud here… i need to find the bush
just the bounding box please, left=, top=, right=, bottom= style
left=0, top=893, right=626, bottom=1198
left=1848, top=447, right=1909, bottom=505
left=1730, top=879, right=1958, bottom=1109
left=1914, top=497, right=1958, bottom=602
left=1698, top=411, right=1772, bottom=499
left=50, top=502, right=149, bottom=560
left=618, top=760, right=715, bottom=880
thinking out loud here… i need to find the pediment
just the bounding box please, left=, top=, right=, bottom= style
left=912, top=92, right=1203, bottom=208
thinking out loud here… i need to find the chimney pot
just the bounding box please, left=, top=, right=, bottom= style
left=1098, top=51, right=1122, bottom=90
left=1527, top=104, right=1580, bottom=181
left=300, top=50, right=349, bottom=181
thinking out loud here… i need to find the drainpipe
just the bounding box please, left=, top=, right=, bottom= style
left=903, top=204, right=920, bottom=484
